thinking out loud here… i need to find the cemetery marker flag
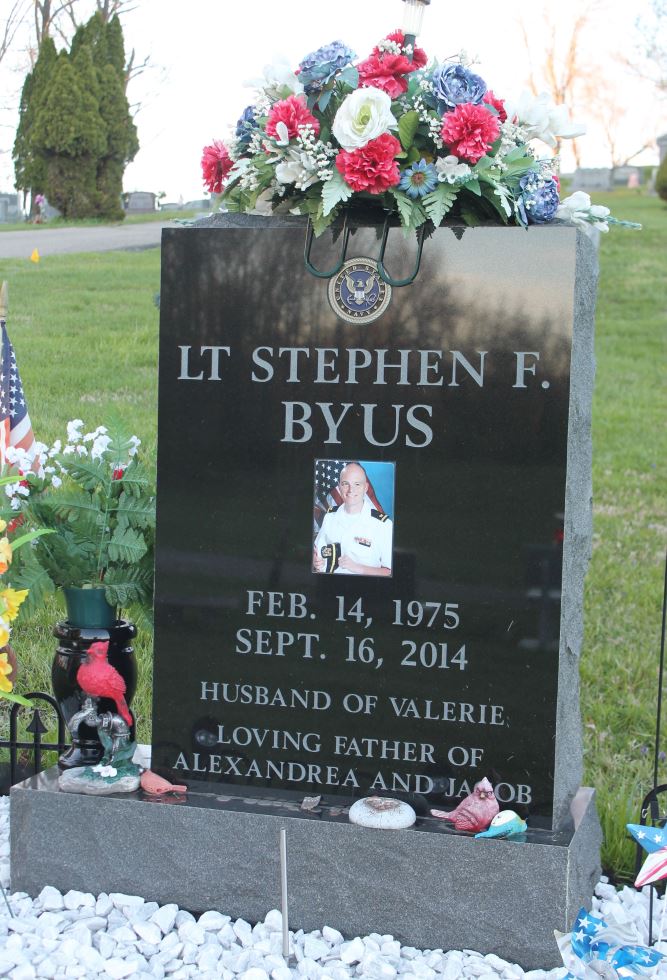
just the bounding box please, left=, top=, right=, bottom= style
left=0, top=282, right=36, bottom=466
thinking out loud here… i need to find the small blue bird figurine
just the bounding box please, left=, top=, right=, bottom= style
left=475, top=809, right=527, bottom=839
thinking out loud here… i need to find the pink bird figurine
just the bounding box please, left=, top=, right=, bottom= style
left=140, top=770, right=187, bottom=795
left=430, top=777, right=499, bottom=832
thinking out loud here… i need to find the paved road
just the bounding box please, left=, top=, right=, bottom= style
left=0, top=220, right=186, bottom=259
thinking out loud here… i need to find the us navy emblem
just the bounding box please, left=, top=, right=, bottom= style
left=328, top=257, right=391, bottom=324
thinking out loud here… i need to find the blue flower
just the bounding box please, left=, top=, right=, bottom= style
left=399, top=159, right=438, bottom=199
left=431, top=64, right=487, bottom=114
left=298, top=40, right=356, bottom=94
left=235, top=106, right=258, bottom=146
left=518, top=173, right=560, bottom=224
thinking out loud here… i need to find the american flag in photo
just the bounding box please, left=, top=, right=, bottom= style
left=0, top=317, right=36, bottom=465
left=313, top=458, right=383, bottom=532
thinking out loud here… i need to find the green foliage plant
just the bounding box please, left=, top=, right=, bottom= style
left=2, top=419, right=155, bottom=629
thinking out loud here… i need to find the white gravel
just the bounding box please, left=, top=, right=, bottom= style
left=2, top=795, right=667, bottom=979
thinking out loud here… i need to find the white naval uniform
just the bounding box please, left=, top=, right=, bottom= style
left=315, top=497, right=393, bottom=574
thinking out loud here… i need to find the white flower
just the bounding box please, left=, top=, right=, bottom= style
left=48, top=439, right=62, bottom=457
left=332, top=87, right=397, bottom=151
left=556, top=191, right=611, bottom=232
left=435, top=155, right=472, bottom=183
left=51, top=475, right=62, bottom=488
left=273, top=121, right=290, bottom=147
left=275, top=149, right=319, bottom=190
left=246, top=56, right=304, bottom=97
left=75, top=445, right=88, bottom=456
left=128, top=436, right=141, bottom=457
left=90, top=434, right=111, bottom=459
left=507, top=91, right=586, bottom=148
left=66, top=419, right=84, bottom=443
left=83, top=426, right=108, bottom=443
left=93, top=764, right=117, bottom=778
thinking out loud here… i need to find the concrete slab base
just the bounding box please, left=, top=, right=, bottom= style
left=10, top=772, right=601, bottom=970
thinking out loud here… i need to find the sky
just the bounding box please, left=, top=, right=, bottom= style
left=0, top=0, right=664, bottom=202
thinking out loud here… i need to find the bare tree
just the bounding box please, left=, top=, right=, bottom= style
left=624, top=0, right=667, bottom=95
left=595, top=102, right=651, bottom=171
left=519, top=5, right=602, bottom=166
left=0, top=0, right=31, bottom=66
left=32, top=0, right=79, bottom=48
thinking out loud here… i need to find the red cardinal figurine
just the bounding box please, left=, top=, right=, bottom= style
left=77, top=640, right=132, bottom=727
left=140, top=770, right=187, bottom=795
left=430, top=776, right=499, bottom=832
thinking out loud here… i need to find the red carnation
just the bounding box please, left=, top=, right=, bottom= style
left=483, top=90, right=507, bottom=123
left=377, top=30, right=427, bottom=69
left=265, top=95, right=320, bottom=141
left=359, top=31, right=427, bottom=98
left=440, top=103, right=500, bottom=165
left=201, top=141, right=234, bottom=194
left=112, top=466, right=124, bottom=481
left=335, top=133, right=402, bottom=194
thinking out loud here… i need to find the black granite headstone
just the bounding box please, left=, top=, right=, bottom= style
left=152, top=216, right=578, bottom=829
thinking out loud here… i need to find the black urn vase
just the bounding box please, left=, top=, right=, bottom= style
left=52, top=619, right=138, bottom=769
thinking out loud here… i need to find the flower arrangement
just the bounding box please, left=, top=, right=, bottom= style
left=0, top=418, right=155, bottom=628
left=202, top=34, right=636, bottom=236
left=0, top=475, right=50, bottom=705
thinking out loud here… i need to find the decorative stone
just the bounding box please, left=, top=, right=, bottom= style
left=340, top=939, right=365, bottom=965
left=263, top=911, right=282, bottom=934
left=103, top=958, right=138, bottom=979
left=150, top=905, right=178, bottom=936
left=322, top=927, right=343, bottom=946
left=303, top=936, right=330, bottom=961
left=348, top=798, right=416, bottom=830
left=58, top=768, right=140, bottom=795
left=197, top=911, right=228, bottom=931
left=63, top=890, right=94, bottom=910
left=133, top=922, right=162, bottom=945
left=37, top=887, right=64, bottom=912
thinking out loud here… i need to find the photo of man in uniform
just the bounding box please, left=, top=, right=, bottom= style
left=312, top=461, right=393, bottom=576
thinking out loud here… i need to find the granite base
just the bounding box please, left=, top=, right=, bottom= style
left=10, top=771, right=601, bottom=970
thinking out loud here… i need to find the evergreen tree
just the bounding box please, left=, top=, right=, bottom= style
left=13, top=13, right=139, bottom=221
left=32, top=52, right=107, bottom=218
left=13, top=37, right=57, bottom=210
left=71, top=13, right=138, bottom=219
left=97, top=62, right=137, bottom=219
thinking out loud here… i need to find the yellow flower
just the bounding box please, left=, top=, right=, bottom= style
left=0, top=646, right=12, bottom=691
left=0, top=536, right=12, bottom=575
left=0, top=588, right=28, bottom=621
left=0, top=519, right=6, bottom=533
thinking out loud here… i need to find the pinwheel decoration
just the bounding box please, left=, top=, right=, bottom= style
left=555, top=907, right=664, bottom=979
left=627, top=822, right=667, bottom=945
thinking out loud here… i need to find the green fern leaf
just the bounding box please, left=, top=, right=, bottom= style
left=115, top=494, right=155, bottom=530
left=422, top=184, right=458, bottom=227
left=107, top=526, right=148, bottom=564
left=54, top=455, right=109, bottom=492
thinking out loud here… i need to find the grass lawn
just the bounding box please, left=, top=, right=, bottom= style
left=0, top=189, right=665, bottom=881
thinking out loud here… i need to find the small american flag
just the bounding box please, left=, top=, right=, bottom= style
left=313, top=459, right=383, bottom=532
left=0, top=316, right=36, bottom=466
